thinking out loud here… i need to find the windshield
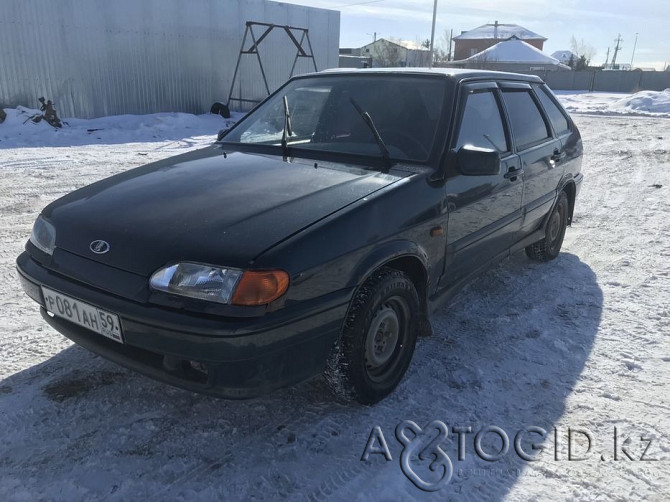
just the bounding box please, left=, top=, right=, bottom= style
left=222, top=75, right=448, bottom=163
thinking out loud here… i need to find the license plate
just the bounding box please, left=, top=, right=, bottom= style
left=41, top=287, right=123, bottom=344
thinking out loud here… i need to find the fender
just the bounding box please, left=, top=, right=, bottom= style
left=348, top=239, right=429, bottom=289
left=347, top=239, right=433, bottom=337
left=542, top=177, right=577, bottom=231
left=510, top=176, right=577, bottom=257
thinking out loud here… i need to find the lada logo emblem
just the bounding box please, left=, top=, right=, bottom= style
left=90, top=240, right=110, bottom=254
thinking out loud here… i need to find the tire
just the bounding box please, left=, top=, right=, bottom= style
left=210, top=102, right=231, bottom=119
left=324, top=267, right=420, bottom=404
left=525, top=191, right=569, bottom=262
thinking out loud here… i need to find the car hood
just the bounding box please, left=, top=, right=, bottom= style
left=43, top=146, right=404, bottom=275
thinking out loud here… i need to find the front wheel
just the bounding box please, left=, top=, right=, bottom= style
left=526, top=191, right=569, bottom=262
left=324, top=267, right=419, bottom=404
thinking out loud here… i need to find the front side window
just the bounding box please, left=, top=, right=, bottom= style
left=455, top=91, right=508, bottom=153
left=222, top=75, right=448, bottom=163
left=501, top=90, right=551, bottom=150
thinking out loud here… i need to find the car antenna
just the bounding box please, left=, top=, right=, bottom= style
left=281, top=95, right=293, bottom=159
left=349, top=97, right=392, bottom=171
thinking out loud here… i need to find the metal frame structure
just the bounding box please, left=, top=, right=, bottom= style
left=227, top=21, right=318, bottom=108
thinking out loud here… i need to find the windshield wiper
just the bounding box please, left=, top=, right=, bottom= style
left=281, top=95, right=293, bottom=158
left=349, top=97, right=392, bottom=170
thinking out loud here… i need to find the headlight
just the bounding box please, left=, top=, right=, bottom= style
left=30, top=216, right=56, bottom=255
left=150, top=263, right=243, bottom=304
left=150, top=263, right=289, bottom=306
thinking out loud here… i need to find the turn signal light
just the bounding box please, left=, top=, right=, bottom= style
left=231, top=270, right=290, bottom=306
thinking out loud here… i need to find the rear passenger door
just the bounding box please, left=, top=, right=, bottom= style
left=499, top=83, right=564, bottom=238
left=442, top=82, right=523, bottom=287
left=532, top=82, right=578, bottom=185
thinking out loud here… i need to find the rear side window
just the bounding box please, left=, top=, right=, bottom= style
left=534, top=86, right=570, bottom=136
left=501, top=90, right=551, bottom=150
left=455, top=91, right=508, bottom=153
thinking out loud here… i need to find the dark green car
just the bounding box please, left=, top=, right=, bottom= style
left=18, top=69, right=583, bottom=404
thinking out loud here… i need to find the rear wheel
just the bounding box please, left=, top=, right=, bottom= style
left=324, top=267, right=419, bottom=404
left=526, top=191, right=569, bottom=262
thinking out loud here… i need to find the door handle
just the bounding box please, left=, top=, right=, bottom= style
left=551, top=149, right=566, bottom=162
left=504, top=167, right=523, bottom=180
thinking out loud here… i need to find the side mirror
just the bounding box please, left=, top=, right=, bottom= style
left=457, top=145, right=501, bottom=176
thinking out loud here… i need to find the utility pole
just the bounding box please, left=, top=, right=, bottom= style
left=611, top=34, right=623, bottom=69
left=630, top=33, right=639, bottom=67
left=447, top=28, right=453, bottom=61
left=428, top=0, right=438, bottom=68
left=604, top=47, right=610, bottom=67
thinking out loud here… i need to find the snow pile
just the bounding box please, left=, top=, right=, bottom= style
left=465, top=39, right=565, bottom=66
left=0, top=107, right=243, bottom=149
left=611, top=88, right=670, bottom=114
left=556, top=90, right=670, bottom=117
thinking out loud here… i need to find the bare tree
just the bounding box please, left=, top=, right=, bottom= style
left=570, top=36, right=597, bottom=66
left=373, top=39, right=403, bottom=67
left=433, top=47, right=448, bottom=65
left=468, top=51, right=496, bottom=70
left=437, top=27, right=455, bottom=62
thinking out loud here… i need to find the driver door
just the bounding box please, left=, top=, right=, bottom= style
left=441, top=82, right=523, bottom=287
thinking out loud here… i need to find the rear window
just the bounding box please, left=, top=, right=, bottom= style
left=534, top=85, right=570, bottom=136
left=501, top=90, right=551, bottom=150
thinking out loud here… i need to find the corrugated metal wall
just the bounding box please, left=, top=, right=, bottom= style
left=0, top=0, right=339, bottom=118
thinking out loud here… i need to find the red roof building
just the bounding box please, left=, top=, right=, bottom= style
left=453, top=21, right=546, bottom=60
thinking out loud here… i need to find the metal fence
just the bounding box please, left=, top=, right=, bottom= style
left=526, top=70, right=670, bottom=93
left=338, top=55, right=372, bottom=68
left=0, top=0, right=339, bottom=118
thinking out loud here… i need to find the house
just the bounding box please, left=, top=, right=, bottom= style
left=450, top=39, right=570, bottom=72
left=453, top=21, right=546, bottom=60
left=551, top=50, right=578, bottom=66
left=357, top=38, right=430, bottom=68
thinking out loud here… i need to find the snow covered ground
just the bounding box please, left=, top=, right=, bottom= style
left=0, top=93, right=669, bottom=501
left=556, top=89, right=670, bottom=117
left=0, top=106, right=244, bottom=148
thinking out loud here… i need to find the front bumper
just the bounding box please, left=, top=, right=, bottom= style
left=17, top=252, right=352, bottom=398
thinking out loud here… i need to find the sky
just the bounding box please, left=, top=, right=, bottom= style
left=279, top=0, right=670, bottom=69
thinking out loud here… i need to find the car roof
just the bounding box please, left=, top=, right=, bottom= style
left=312, top=67, right=544, bottom=84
